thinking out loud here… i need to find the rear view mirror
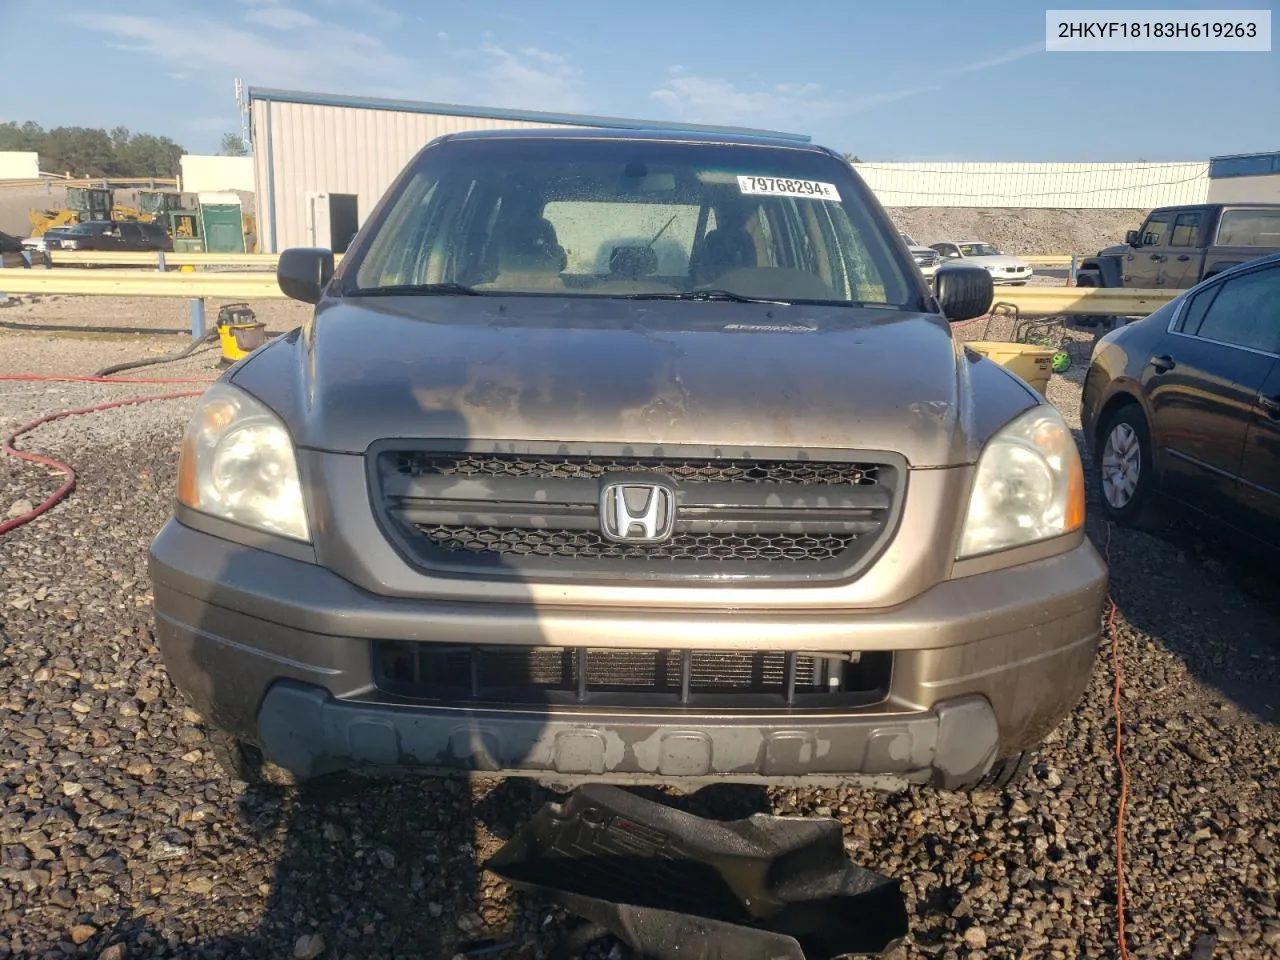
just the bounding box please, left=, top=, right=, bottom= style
left=277, top=247, right=335, bottom=304
left=935, top=263, right=993, bottom=323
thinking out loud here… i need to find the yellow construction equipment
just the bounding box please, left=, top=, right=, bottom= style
left=27, top=186, right=115, bottom=236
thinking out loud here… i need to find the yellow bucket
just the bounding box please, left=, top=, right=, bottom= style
left=966, top=341, right=1056, bottom=396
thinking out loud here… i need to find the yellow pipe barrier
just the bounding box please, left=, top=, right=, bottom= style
left=1, top=268, right=1176, bottom=316
left=989, top=286, right=1175, bottom=316
left=51, top=251, right=281, bottom=267
left=50, top=251, right=348, bottom=268
left=0, top=270, right=285, bottom=298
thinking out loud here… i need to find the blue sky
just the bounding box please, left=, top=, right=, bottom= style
left=1, top=0, right=1276, bottom=160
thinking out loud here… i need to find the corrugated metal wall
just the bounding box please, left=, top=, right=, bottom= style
left=1207, top=173, right=1280, bottom=204
left=851, top=161, right=1211, bottom=209
left=251, top=100, right=586, bottom=251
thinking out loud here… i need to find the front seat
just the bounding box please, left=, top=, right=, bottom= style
left=479, top=207, right=567, bottom=291
left=690, top=228, right=757, bottom=286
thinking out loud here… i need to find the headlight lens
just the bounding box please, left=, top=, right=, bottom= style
left=958, top=405, right=1085, bottom=558
left=176, top=382, right=310, bottom=541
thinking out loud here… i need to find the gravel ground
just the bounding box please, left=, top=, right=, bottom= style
left=1, top=306, right=1278, bottom=960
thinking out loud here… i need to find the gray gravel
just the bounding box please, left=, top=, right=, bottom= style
left=1, top=323, right=1278, bottom=960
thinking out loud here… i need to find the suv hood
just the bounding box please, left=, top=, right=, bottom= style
left=231, top=296, right=1031, bottom=468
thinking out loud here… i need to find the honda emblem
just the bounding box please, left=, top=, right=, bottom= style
left=599, top=481, right=676, bottom=543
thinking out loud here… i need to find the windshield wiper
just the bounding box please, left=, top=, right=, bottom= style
left=349, top=282, right=485, bottom=297
left=624, top=289, right=790, bottom=306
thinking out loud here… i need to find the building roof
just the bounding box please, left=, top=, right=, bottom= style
left=437, top=126, right=827, bottom=151
left=246, top=86, right=811, bottom=143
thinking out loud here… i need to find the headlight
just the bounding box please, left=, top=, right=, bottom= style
left=958, top=404, right=1085, bottom=558
left=62, top=240, right=78, bottom=249
left=985, top=265, right=997, bottom=272
left=176, top=382, right=310, bottom=541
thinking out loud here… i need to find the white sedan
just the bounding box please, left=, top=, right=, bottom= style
left=930, top=240, right=1033, bottom=285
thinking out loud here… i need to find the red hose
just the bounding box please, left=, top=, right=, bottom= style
left=1, top=389, right=204, bottom=536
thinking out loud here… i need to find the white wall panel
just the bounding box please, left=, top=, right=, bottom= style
left=0, top=152, right=40, bottom=180
left=852, top=161, right=1210, bottom=208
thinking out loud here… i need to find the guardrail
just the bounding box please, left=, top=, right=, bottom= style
left=0, top=176, right=181, bottom=190
left=0, top=268, right=1177, bottom=340
left=40, top=250, right=1075, bottom=270
left=50, top=250, right=284, bottom=269
left=0, top=270, right=280, bottom=298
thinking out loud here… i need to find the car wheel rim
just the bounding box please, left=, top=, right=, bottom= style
left=1101, top=422, right=1141, bottom=509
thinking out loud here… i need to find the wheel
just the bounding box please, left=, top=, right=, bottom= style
left=1072, top=272, right=1112, bottom=329
left=1097, top=403, right=1155, bottom=526
left=971, top=751, right=1035, bottom=791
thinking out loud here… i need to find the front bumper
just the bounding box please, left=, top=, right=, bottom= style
left=149, top=520, right=1106, bottom=789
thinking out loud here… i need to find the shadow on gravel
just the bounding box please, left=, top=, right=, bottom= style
left=85, top=778, right=784, bottom=960
left=1100, top=518, right=1280, bottom=727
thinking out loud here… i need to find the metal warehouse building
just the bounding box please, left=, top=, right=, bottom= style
left=1207, top=150, right=1280, bottom=203
left=247, top=87, right=809, bottom=253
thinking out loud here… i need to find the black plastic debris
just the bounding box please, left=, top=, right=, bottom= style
left=484, top=784, right=909, bottom=959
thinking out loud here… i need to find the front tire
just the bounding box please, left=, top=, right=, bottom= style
left=1072, top=271, right=1110, bottom=329
left=1097, top=403, right=1155, bottom=527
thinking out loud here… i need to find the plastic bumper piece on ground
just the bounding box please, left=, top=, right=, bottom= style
left=484, top=783, right=910, bottom=960
left=257, top=680, right=1001, bottom=790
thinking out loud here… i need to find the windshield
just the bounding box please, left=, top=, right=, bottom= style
left=345, top=137, right=917, bottom=308
left=899, top=231, right=918, bottom=246
left=958, top=242, right=1001, bottom=256
left=68, top=223, right=106, bottom=235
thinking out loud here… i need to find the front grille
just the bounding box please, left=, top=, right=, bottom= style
left=374, top=641, right=892, bottom=709
left=393, top=453, right=878, bottom=486
left=417, top=525, right=855, bottom=563
left=373, top=446, right=903, bottom=583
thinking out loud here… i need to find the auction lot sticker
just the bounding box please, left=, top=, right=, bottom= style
left=738, top=176, right=842, bottom=201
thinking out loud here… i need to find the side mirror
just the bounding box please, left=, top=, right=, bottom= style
left=1125, top=229, right=1140, bottom=247
left=935, top=263, right=993, bottom=323
left=277, top=247, right=335, bottom=304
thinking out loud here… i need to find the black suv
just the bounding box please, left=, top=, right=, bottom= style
left=53, top=220, right=173, bottom=252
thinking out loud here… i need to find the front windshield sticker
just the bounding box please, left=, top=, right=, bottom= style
left=737, top=176, right=842, bottom=202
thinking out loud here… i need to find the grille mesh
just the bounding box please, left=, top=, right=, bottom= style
left=416, top=524, right=856, bottom=563
left=395, top=453, right=879, bottom=487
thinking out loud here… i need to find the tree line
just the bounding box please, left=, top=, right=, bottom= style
left=0, top=122, right=247, bottom=179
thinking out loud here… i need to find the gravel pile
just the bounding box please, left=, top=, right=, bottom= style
left=1, top=326, right=1277, bottom=960
left=888, top=207, right=1147, bottom=257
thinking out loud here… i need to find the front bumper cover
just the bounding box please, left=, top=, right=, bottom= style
left=258, top=680, right=1001, bottom=790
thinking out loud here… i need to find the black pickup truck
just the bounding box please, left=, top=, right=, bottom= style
left=1077, top=202, right=1280, bottom=293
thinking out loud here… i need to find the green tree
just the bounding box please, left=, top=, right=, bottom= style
left=43, top=127, right=117, bottom=177
left=220, top=132, right=249, bottom=157
left=119, top=134, right=185, bottom=177
left=0, top=120, right=187, bottom=177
